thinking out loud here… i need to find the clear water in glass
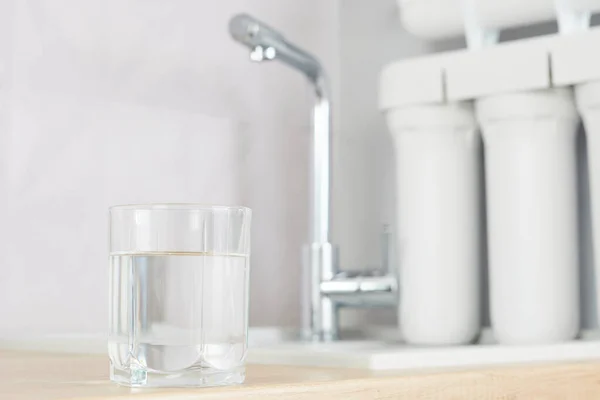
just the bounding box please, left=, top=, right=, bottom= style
left=108, top=252, right=249, bottom=387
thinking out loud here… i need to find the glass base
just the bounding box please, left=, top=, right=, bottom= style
left=110, top=363, right=245, bottom=388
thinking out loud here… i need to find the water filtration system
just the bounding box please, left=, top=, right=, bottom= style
left=381, top=0, right=600, bottom=344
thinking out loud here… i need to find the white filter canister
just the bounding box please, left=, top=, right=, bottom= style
left=576, top=80, right=600, bottom=328
left=386, top=102, right=482, bottom=345
left=477, top=88, right=580, bottom=345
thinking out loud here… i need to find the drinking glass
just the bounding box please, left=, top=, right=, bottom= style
left=108, top=204, right=251, bottom=387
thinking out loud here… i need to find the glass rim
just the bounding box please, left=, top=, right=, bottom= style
left=109, top=203, right=251, bottom=213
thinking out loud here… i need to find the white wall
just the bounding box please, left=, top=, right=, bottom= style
left=0, top=0, right=339, bottom=336
left=334, top=0, right=449, bottom=326
left=335, top=0, right=460, bottom=273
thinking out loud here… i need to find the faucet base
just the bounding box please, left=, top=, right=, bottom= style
left=305, top=242, right=338, bottom=341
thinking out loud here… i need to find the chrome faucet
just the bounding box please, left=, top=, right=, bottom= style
left=229, top=14, right=397, bottom=341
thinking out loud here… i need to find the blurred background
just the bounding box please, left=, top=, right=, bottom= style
left=0, top=0, right=340, bottom=338
left=0, top=0, right=598, bottom=340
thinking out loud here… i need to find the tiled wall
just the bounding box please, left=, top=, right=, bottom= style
left=0, top=0, right=339, bottom=336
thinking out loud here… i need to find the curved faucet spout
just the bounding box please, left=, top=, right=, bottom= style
left=229, top=13, right=335, bottom=340
left=229, top=13, right=332, bottom=246
left=229, top=13, right=325, bottom=84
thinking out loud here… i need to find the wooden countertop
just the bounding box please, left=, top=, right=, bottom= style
left=3, top=350, right=600, bottom=399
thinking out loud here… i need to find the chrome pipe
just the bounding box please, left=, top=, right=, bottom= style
left=321, top=274, right=397, bottom=307
left=229, top=14, right=332, bottom=245
left=229, top=14, right=397, bottom=342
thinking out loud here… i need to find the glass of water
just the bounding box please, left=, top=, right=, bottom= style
left=108, top=204, right=251, bottom=387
